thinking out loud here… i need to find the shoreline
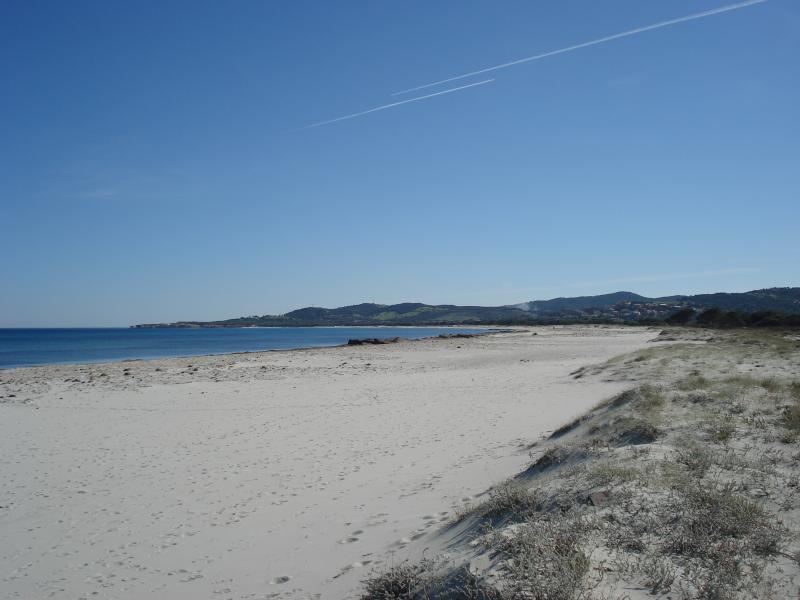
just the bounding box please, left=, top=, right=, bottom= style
left=0, top=325, right=658, bottom=599
left=0, top=326, right=506, bottom=371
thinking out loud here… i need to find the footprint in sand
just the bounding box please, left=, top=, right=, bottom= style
left=421, top=513, right=444, bottom=525
left=366, top=515, right=388, bottom=527
left=269, top=575, right=291, bottom=584
left=334, top=560, right=373, bottom=579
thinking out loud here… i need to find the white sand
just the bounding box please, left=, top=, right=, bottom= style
left=0, top=326, right=656, bottom=600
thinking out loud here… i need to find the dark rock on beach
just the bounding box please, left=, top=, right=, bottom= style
left=346, top=337, right=401, bottom=346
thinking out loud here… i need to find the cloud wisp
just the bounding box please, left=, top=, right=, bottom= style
left=392, top=0, right=768, bottom=96
left=304, top=78, right=494, bottom=129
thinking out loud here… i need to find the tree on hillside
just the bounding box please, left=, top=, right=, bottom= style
left=666, top=308, right=695, bottom=325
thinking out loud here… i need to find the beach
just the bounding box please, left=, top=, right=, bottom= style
left=0, top=326, right=657, bottom=600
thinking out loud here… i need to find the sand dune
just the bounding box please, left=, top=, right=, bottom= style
left=0, top=326, right=656, bottom=599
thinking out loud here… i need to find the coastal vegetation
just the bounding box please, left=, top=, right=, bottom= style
left=359, top=328, right=800, bottom=599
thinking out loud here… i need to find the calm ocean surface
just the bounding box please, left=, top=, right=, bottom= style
left=0, top=327, right=486, bottom=369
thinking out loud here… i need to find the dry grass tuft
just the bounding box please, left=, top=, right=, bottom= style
left=361, top=560, right=431, bottom=600
left=495, top=517, right=596, bottom=600
left=638, top=551, right=677, bottom=594
left=589, top=462, right=640, bottom=486
left=676, top=371, right=710, bottom=391
left=675, top=441, right=716, bottom=476
left=705, top=415, right=736, bottom=443
left=782, top=402, right=800, bottom=433
left=664, top=481, right=782, bottom=558
left=477, top=482, right=542, bottom=519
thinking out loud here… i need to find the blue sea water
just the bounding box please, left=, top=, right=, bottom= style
left=0, top=327, right=486, bottom=369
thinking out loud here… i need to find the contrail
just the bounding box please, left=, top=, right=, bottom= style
left=304, top=78, right=494, bottom=129
left=392, top=0, right=767, bottom=96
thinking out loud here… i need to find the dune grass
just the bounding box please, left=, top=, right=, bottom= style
left=360, top=329, right=800, bottom=599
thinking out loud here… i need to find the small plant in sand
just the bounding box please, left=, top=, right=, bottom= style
left=705, top=415, right=736, bottom=443
left=589, top=462, right=639, bottom=486
left=477, top=482, right=542, bottom=518
left=758, top=377, right=782, bottom=394
left=676, top=371, right=710, bottom=391
left=361, top=560, right=433, bottom=600
left=637, top=384, right=665, bottom=409
left=638, top=551, right=677, bottom=594
left=782, top=401, right=800, bottom=433
left=664, top=481, right=782, bottom=558
left=495, top=517, right=596, bottom=600
left=675, top=441, right=716, bottom=476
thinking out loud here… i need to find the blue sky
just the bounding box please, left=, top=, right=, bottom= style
left=1, top=1, right=798, bottom=326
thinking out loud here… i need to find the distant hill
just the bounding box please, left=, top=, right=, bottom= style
left=282, top=303, right=525, bottom=325
left=656, top=288, right=800, bottom=313
left=133, top=287, right=800, bottom=328
left=136, top=303, right=529, bottom=328
left=514, top=291, right=647, bottom=314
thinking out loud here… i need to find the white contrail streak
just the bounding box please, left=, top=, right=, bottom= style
left=392, top=0, right=768, bottom=96
left=304, top=78, right=494, bottom=129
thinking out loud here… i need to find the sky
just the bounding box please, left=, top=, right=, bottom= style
left=1, top=0, right=798, bottom=326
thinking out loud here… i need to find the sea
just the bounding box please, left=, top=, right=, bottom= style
left=0, top=327, right=486, bottom=369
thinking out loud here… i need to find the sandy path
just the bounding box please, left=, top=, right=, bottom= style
left=0, top=326, right=655, bottom=599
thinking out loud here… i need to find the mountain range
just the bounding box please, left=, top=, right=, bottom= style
left=133, top=287, right=800, bottom=328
